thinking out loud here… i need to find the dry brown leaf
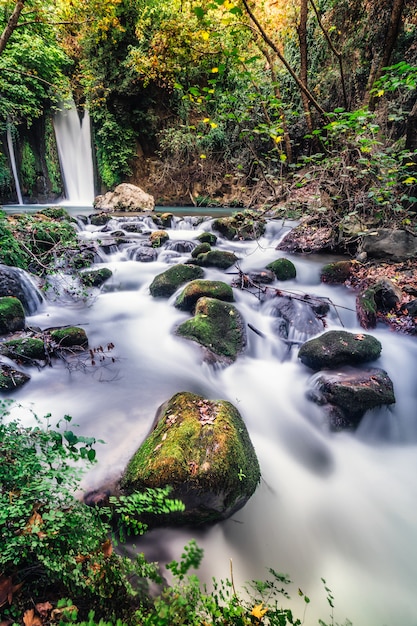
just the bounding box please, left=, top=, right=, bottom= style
left=23, top=609, right=42, bottom=626
left=102, top=539, right=113, bottom=558
left=35, top=602, right=53, bottom=618
left=0, top=575, right=23, bottom=608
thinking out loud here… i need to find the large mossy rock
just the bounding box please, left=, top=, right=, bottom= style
left=120, top=391, right=261, bottom=525
left=196, top=232, right=217, bottom=245
left=320, top=260, right=352, bottom=284
left=308, top=368, right=395, bottom=431
left=176, top=297, right=246, bottom=362
left=0, top=265, right=43, bottom=315
left=212, top=212, right=266, bottom=241
left=1, top=337, right=45, bottom=360
left=149, top=264, right=204, bottom=298
left=0, top=297, right=25, bottom=335
left=192, top=249, right=239, bottom=269
left=174, top=280, right=234, bottom=312
left=80, top=268, right=113, bottom=288
left=298, top=330, right=382, bottom=370
left=266, top=258, right=297, bottom=281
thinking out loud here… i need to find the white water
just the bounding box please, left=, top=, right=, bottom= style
left=53, top=102, right=95, bottom=205
left=6, top=124, right=23, bottom=205
left=9, top=215, right=417, bottom=626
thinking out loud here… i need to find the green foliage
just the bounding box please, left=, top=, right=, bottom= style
left=0, top=211, right=28, bottom=268
left=0, top=400, right=184, bottom=620
left=92, top=109, right=136, bottom=188
left=20, top=141, right=37, bottom=196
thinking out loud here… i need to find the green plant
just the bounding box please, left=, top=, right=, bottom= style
left=0, top=400, right=183, bottom=621
left=0, top=210, right=29, bottom=268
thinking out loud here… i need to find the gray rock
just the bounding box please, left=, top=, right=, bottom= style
left=94, top=183, right=155, bottom=212
left=359, top=229, right=417, bottom=261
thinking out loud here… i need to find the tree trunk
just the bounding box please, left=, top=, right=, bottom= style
left=406, top=99, right=417, bottom=152
left=364, top=0, right=405, bottom=108
left=298, top=0, right=313, bottom=133
left=0, top=0, right=25, bottom=55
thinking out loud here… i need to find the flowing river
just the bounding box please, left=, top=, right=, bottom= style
left=8, top=210, right=417, bottom=626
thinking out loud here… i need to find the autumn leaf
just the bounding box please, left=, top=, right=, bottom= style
left=0, top=575, right=23, bottom=608
left=251, top=602, right=268, bottom=620
left=102, top=539, right=113, bottom=558
left=23, top=609, right=42, bottom=626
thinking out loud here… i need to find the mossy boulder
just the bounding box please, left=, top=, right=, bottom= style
left=1, top=337, right=45, bottom=360
left=0, top=297, right=25, bottom=335
left=89, top=213, right=112, bottom=226
left=174, top=280, right=234, bottom=312
left=80, top=268, right=113, bottom=288
left=266, top=258, right=297, bottom=281
left=212, top=212, right=266, bottom=241
left=0, top=363, right=30, bottom=390
left=320, top=260, right=352, bottom=284
left=196, top=232, right=217, bottom=245
left=356, top=278, right=402, bottom=329
left=191, top=242, right=211, bottom=258
left=308, top=367, right=395, bottom=431
left=120, top=391, right=261, bottom=525
left=193, top=250, right=239, bottom=269
left=298, top=330, right=382, bottom=370
left=176, top=297, right=246, bottom=362
left=150, top=230, right=169, bottom=248
left=149, top=264, right=204, bottom=298
left=49, top=326, right=88, bottom=348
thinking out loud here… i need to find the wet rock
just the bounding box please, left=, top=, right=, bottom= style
left=80, top=268, right=113, bottom=288
left=0, top=265, right=43, bottom=314
left=298, top=330, right=382, bottom=370
left=174, top=280, right=234, bottom=312
left=149, top=264, right=204, bottom=298
left=0, top=363, right=30, bottom=390
left=277, top=218, right=335, bottom=254
left=176, top=297, right=246, bottom=362
left=193, top=249, right=239, bottom=269
left=212, top=212, right=266, bottom=240
left=320, top=260, right=352, bottom=283
left=94, top=183, right=155, bottom=212
left=266, top=258, right=297, bottom=281
left=270, top=296, right=325, bottom=341
left=247, top=269, right=276, bottom=284
left=128, top=247, right=158, bottom=262
left=308, top=367, right=395, bottom=431
left=89, top=212, right=112, bottom=226
left=1, top=337, right=45, bottom=360
left=196, top=232, right=217, bottom=245
left=165, top=240, right=196, bottom=254
left=356, top=278, right=402, bottom=329
left=0, top=296, right=25, bottom=334
left=191, top=242, right=211, bottom=258
left=120, top=391, right=261, bottom=525
left=358, top=229, right=417, bottom=261
left=150, top=230, right=169, bottom=248
left=49, top=326, right=88, bottom=348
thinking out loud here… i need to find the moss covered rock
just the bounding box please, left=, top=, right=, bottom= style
left=174, top=280, right=234, bottom=312
left=356, top=278, right=402, bottom=329
left=1, top=337, right=45, bottom=360
left=80, top=268, right=113, bottom=288
left=266, top=258, right=297, bottom=281
left=149, top=264, right=204, bottom=298
left=320, top=260, right=352, bottom=284
left=150, top=230, right=169, bottom=248
left=120, top=391, right=261, bottom=525
left=176, top=297, right=246, bottom=362
left=49, top=326, right=88, bottom=348
left=193, top=249, right=239, bottom=270
left=0, top=363, right=30, bottom=390
left=196, top=232, right=217, bottom=245
left=298, top=330, right=382, bottom=370
left=308, top=367, right=395, bottom=431
left=212, top=212, right=266, bottom=241
left=191, top=242, right=211, bottom=258
left=0, top=297, right=25, bottom=335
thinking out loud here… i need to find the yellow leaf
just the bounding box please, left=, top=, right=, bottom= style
left=251, top=603, right=268, bottom=620
left=203, top=117, right=210, bottom=123
left=201, top=30, right=210, bottom=40
left=404, top=176, right=417, bottom=185
left=211, top=67, right=219, bottom=73
left=200, top=154, right=207, bottom=159
left=210, top=122, right=218, bottom=129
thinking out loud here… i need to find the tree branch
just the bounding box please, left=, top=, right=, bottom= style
left=0, top=0, right=26, bottom=55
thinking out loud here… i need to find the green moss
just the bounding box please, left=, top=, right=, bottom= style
left=2, top=337, right=45, bottom=359
left=0, top=364, right=30, bottom=390
left=191, top=242, right=211, bottom=258
left=149, top=264, right=204, bottom=298
left=50, top=326, right=88, bottom=347
left=80, top=268, right=113, bottom=287
left=0, top=297, right=25, bottom=334
left=298, top=330, right=382, bottom=370
left=320, top=260, right=352, bottom=283
left=121, top=391, right=260, bottom=512
left=174, top=280, right=234, bottom=311
left=176, top=297, right=246, bottom=360
left=266, top=258, right=297, bottom=280
left=194, top=249, right=239, bottom=269
left=150, top=230, right=169, bottom=248
left=196, top=232, right=217, bottom=245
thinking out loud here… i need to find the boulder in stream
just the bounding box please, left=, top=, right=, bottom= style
left=174, top=280, right=234, bottom=312
left=308, top=367, right=395, bottom=431
left=0, top=265, right=43, bottom=315
left=0, top=296, right=25, bottom=334
left=149, top=264, right=204, bottom=298
left=80, top=268, right=113, bottom=288
left=356, top=278, right=402, bottom=329
left=298, top=330, right=382, bottom=370
left=266, top=258, right=297, bottom=281
left=49, top=326, right=88, bottom=348
left=358, top=229, right=417, bottom=261
left=192, top=249, right=239, bottom=269
left=0, top=363, right=30, bottom=390
left=94, top=183, right=155, bottom=212
left=176, top=297, right=246, bottom=362
left=120, top=391, right=261, bottom=525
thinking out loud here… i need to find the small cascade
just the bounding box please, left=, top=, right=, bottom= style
left=0, top=264, right=43, bottom=315
left=6, top=124, right=23, bottom=205
left=53, top=101, right=95, bottom=205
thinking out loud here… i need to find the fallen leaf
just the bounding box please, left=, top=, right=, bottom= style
left=23, top=609, right=42, bottom=626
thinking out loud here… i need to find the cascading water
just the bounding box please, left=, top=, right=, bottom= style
left=9, top=213, right=417, bottom=626
left=53, top=101, right=95, bottom=205
left=6, top=123, right=23, bottom=205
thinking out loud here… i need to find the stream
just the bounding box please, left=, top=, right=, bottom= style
left=7, top=210, right=417, bottom=626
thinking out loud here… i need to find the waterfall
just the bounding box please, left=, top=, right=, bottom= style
left=53, top=101, right=95, bottom=205
left=6, top=124, right=23, bottom=205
